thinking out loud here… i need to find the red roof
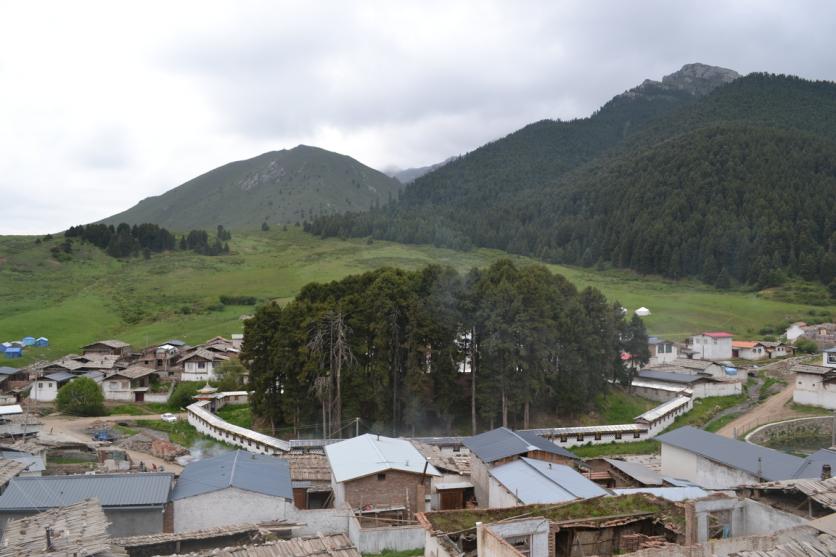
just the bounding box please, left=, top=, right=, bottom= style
left=732, top=341, right=760, bottom=348
left=620, top=352, right=633, bottom=361
left=703, top=332, right=733, bottom=338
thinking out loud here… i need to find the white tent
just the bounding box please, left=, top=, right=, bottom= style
left=634, top=307, right=651, bottom=316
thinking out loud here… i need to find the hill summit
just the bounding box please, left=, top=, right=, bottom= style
left=103, top=145, right=402, bottom=230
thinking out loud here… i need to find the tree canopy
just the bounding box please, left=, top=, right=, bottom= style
left=55, top=377, right=106, bottom=417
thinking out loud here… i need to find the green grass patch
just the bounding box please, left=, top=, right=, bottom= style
left=1, top=229, right=833, bottom=369
left=108, top=404, right=155, bottom=416
left=705, top=412, right=742, bottom=433
left=666, top=395, right=746, bottom=431
left=215, top=404, right=252, bottom=428
left=133, top=419, right=206, bottom=447
left=113, top=424, right=140, bottom=437
left=570, top=440, right=660, bottom=458
left=759, top=376, right=787, bottom=401
left=587, top=389, right=656, bottom=425
left=788, top=402, right=831, bottom=415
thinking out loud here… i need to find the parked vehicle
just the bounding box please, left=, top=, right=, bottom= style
left=161, top=413, right=178, bottom=423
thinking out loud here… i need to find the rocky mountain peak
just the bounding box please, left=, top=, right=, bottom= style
left=660, top=63, right=740, bottom=95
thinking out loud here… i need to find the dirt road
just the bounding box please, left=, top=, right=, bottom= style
left=39, top=413, right=183, bottom=473
left=715, top=380, right=797, bottom=439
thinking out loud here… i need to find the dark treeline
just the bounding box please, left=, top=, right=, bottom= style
left=241, top=260, right=648, bottom=437
left=307, top=75, right=836, bottom=292
left=65, top=223, right=230, bottom=258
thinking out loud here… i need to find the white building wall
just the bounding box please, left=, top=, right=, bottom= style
left=793, top=372, right=836, bottom=410
left=736, top=347, right=766, bottom=361
left=692, top=381, right=742, bottom=399
left=660, top=443, right=759, bottom=488
left=30, top=380, right=58, bottom=402
left=182, top=361, right=216, bottom=382
left=484, top=518, right=551, bottom=557
left=786, top=324, right=805, bottom=342
left=689, top=336, right=733, bottom=360
left=487, top=475, right=521, bottom=508
left=173, top=487, right=293, bottom=532
left=648, top=344, right=678, bottom=366
left=102, top=380, right=133, bottom=401
left=824, top=351, right=836, bottom=369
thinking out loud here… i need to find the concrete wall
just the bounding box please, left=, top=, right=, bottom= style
left=182, top=361, right=217, bottom=382
left=290, top=507, right=350, bottom=536
left=424, top=532, right=460, bottom=557
left=347, top=512, right=425, bottom=554
left=736, top=347, right=767, bottom=360
left=30, top=380, right=57, bottom=402
left=487, top=475, right=521, bottom=508
left=103, top=379, right=133, bottom=401
left=692, top=381, right=741, bottom=399
left=661, top=444, right=759, bottom=489
left=187, top=400, right=288, bottom=455
left=740, top=499, right=806, bottom=535
left=0, top=507, right=164, bottom=538
left=478, top=526, right=525, bottom=557
left=794, top=372, right=836, bottom=410
left=172, top=487, right=293, bottom=532
left=688, top=336, right=732, bottom=361
left=470, top=455, right=490, bottom=506
left=482, top=517, right=550, bottom=557
left=144, top=392, right=169, bottom=403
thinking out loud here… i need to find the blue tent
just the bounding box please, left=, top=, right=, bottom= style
left=21, top=337, right=35, bottom=346
left=34, top=337, right=48, bottom=347
left=4, top=347, right=22, bottom=359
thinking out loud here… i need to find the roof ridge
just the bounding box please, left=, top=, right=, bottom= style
left=520, top=457, right=577, bottom=498
left=507, top=428, right=538, bottom=451
left=228, top=450, right=241, bottom=488
left=366, top=434, right=392, bottom=466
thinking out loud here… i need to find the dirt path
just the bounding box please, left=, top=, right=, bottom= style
left=39, top=413, right=183, bottom=473
left=715, top=379, right=797, bottom=439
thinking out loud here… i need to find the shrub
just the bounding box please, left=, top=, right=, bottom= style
left=795, top=337, right=819, bottom=354
left=219, top=295, right=258, bottom=306
left=167, top=381, right=205, bottom=410
left=56, top=377, right=106, bottom=416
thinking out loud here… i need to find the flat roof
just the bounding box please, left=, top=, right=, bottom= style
left=604, top=458, right=664, bottom=486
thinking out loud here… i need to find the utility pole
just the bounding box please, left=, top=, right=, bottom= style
left=355, top=417, right=360, bottom=438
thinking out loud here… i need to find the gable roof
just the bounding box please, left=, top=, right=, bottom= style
left=0, top=367, right=18, bottom=375
left=655, top=426, right=803, bottom=482
left=107, top=365, right=157, bottom=380
left=794, top=449, right=836, bottom=480
left=732, top=341, right=763, bottom=349
left=489, top=457, right=609, bottom=505
left=325, top=433, right=440, bottom=483
left=464, top=427, right=577, bottom=463
left=603, top=458, right=665, bottom=486
left=177, top=348, right=229, bottom=363
left=82, top=339, right=129, bottom=349
left=171, top=450, right=292, bottom=501
left=0, top=472, right=172, bottom=510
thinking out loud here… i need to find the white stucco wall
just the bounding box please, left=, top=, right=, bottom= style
left=103, top=380, right=133, bottom=401
left=794, top=372, right=836, bottom=410
left=487, top=475, right=521, bottom=508
left=30, top=380, right=58, bottom=402
left=182, top=361, right=216, bottom=382
left=173, top=487, right=293, bottom=532
left=347, top=513, right=425, bottom=553
left=660, top=443, right=759, bottom=489
left=688, top=336, right=732, bottom=361
left=736, top=347, right=766, bottom=360
left=692, top=381, right=742, bottom=399
left=484, top=517, right=551, bottom=557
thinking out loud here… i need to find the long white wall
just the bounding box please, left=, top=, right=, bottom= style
left=186, top=398, right=289, bottom=454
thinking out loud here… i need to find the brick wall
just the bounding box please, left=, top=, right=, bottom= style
left=343, top=470, right=430, bottom=516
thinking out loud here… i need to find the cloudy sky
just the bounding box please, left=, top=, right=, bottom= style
left=1, top=1, right=835, bottom=234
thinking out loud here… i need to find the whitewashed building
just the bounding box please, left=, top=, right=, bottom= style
left=178, top=349, right=229, bottom=382
left=29, top=372, right=73, bottom=402
left=824, top=348, right=836, bottom=369
left=792, top=363, right=836, bottom=410
left=731, top=341, right=767, bottom=361
left=686, top=332, right=733, bottom=360
left=647, top=337, right=678, bottom=366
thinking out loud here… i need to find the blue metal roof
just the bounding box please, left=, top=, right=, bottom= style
left=464, top=427, right=577, bottom=463
left=490, top=457, right=608, bottom=505
left=656, top=426, right=803, bottom=482
left=171, top=450, right=292, bottom=501
left=0, top=473, right=172, bottom=510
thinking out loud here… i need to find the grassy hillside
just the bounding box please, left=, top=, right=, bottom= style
left=102, top=145, right=401, bottom=230
left=0, top=229, right=832, bottom=367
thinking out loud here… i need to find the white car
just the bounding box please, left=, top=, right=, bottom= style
left=161, top=413, right=178, bottom=423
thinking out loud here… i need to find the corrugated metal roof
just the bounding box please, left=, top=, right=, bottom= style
left=613, top=486, right=710, bottom=502
left=325, top=433, right=440, bottom=483
left=165, top=533, right=361, bottom=557
left=172, top=450, right=292, bottom=501
left=792, top=364, right=834, bottom=376
left=0, top=473, right=173, bottom=510
left=526, top=423, right=646, bottom=436
left=0, top=367, right=18, bottom=375
left=631, top=378, right=692, bottom=393
left=635, top=396, right=691, bottom=423
left=744, top=476, right=836, bottom=511
left=655, top=426, right=803, bottom=482
left=0, top=405, right=22, bottom=416
left=796, top=449, right=836, bottom=480
left=464, top=427, right=577, bottom=463
left=489, top=457, right=609, bottom=505
left=43, top=372, right=74, bottom=382
left=604, top=458, right=664, bottom=486
left=0, top=451, right=45, bottom=473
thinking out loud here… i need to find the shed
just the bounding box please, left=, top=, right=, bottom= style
left=34, top=337, right=48, bottom=347
left=171, top=450, right=293, bottom=532
left=325, top=433, right=440, bottom=516
left=634, top=307, right=651, bottom=316
left=20, top=337, right=35, bottom=347
left=488, top=457, right=609, bottom=507
left=3, top=348, right=21, bottom=359
left=0, top=472, right=173, bottom=537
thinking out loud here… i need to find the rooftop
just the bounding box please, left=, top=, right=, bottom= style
left=325, top=433, right=440, bottom=483
left=82, top=339, right=130, bottom=349
left=44, top=371, right=74, bottom=382
left=636, top=369, right=708, bottom=384
left=701, top=332, right=733, bottom=338
left=635, top=396, right=691, bottom=423
left=163, top=533, right=360, bottom=557
left=732, top=341, right=762, bottom=348
left=792, top=364, right=836, bottom=376
left=171, top=450, right=292, bottom=501
left=612, top=486, right=710, bottom=502
left=603, top=458, right=664, bottom=486
left=108, top=365, right=157, bottom=380
left=656, top=426, right=803, bottom=482
left=464, top=427, right=577, bottom=463
left=0, top=458, right=26, bottom=486
left=489, top=457, right=609, bottom=505
left=0, top=472, right=173, bottom=510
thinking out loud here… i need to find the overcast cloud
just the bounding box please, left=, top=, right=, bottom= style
left=1, top=0, right=835, bottom=234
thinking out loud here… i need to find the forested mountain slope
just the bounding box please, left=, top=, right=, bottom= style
left=309, top=70, right=836, bottom=290
left=103, top=145, right=401, bottom=230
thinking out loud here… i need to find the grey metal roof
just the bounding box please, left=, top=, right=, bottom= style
left=0, top=472, right=172, bottom=510
left=794, top=449, right=836, bottom=479
left=792, top=364, right=834, bottom=376
left=489, top=457, right=609, bottom=505
left=0, top=451, right=45, bottom=473
left=0, top=367, right=18, bottom=375
left=604, top=458, right=664, bottom=486
left=44, top=371, right=74, bottom=382
left=325, top=433, right=440, bottom=483
left=636, top=369, right=708, bottom=384
left=655, top=426, right=803, bottom=482
left=464, top=427, right=577, bottom=463
left=171, top=450, right=292, bottom=501
left=635, top=396, right=691, bottom=423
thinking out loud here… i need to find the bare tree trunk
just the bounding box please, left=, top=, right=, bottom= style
left=524, top=400, right=530, bottom=429
left=471, top=327, right=477, bottom=435
left=501, top=388, right=508, bottom=428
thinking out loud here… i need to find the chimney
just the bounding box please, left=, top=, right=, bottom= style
left=822, top=464, right=831, bottom=481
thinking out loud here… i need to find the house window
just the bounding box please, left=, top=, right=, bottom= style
left=633, top=432, right=641, bottom=439
left=615, top=432, right=622, bottom=440
left=38, top=382, right=43, bottom=389
left=377, top=473, right=386, bottom=481
left=505, top=535, right=531, bottom=557
left=198, top=362, right=205, bottom=369
left=576, top=434, right=584, bottom=442
left=559, top=435, right=568, bottom=443
left=594, top=433, right=602, bottom=441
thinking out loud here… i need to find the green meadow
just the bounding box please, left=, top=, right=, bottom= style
left=0, top=228, right=832, bottom=367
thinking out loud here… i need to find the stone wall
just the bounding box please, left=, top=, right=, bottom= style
left=748, top=416, right=833, bottom=448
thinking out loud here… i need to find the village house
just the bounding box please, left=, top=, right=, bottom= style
left=411, top=440, right=472, bottom=510
left=731, top=340, right=767, bottom=360
left=792, top=363, right=836, bottom=409
left=136, top=343, right=183, bottom=379
left=655, top=426, right=836, bottom=489
left=81, top=339, right=132, bottom=358
left=0, top=472, right=173, bottom=537
left=0, top=448, right=45, bottom=477
left=102, top=365, right=160, bottom=402
left=630, top=369, right=740, bottom=401
left=286, top=451, right=334, bottom=510
left=647, top=336, right=679, bottom=366
left=487, top=456, right=609, bottom=507
left=325, top=433, right=440, bottom=518
left=178, top=348, right=229, bottom=382
left=686, top=331, right=733, bottom=360
left=647, top=357, right=729, bottom=378
left=0, top=366, right=30, bottom=394
left=789, top=322, right=836, bottom=349
left=759, top=340, right=792, bottom=359
left=29, top=371, right=73, bottom=402
left=170, top=450, right=294, bottom=532
left=464, top=427, right=579, bottom=506
left=824, top=347, right=836, bottom=369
